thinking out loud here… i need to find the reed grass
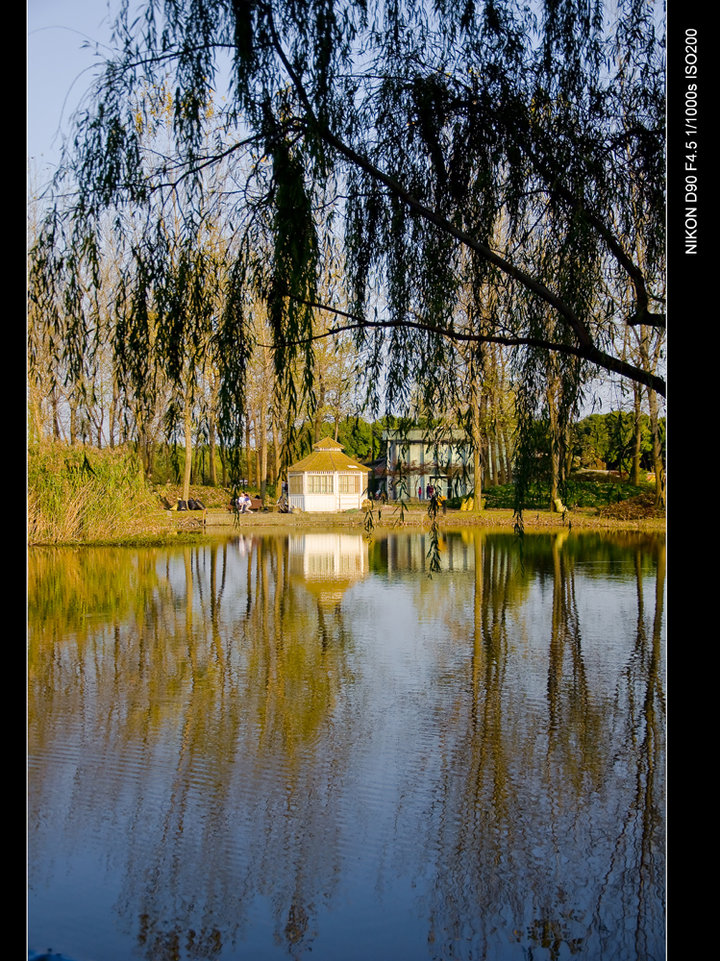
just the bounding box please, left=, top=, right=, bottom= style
left=28, top=442, right=169, bottom=544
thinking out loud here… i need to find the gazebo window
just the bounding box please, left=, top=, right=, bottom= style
left=339, top=474, right=360, bottom=494
left=307, top=474, right=334, bottom=494
left=288, top=475, right=303, bottom=495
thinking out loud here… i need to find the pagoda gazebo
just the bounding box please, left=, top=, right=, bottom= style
left=286, top=437, right=369, bottom=512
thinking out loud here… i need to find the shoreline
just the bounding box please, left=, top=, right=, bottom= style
left=181, top=506, right=666, bottom=535
left=28, top=506, right=666, bottom=548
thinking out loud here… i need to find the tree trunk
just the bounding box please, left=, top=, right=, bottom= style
left=108, top=383, right=117, bottom=449
left=245, top=421, right=253, bottom=486
left=135, top=409, right=153, bottom=478
left=69, top=401, right=78, bottom=446
left=51, top=388, right=62, bottom=441
left=208, top=416, right=218, bottom=487
left=272, top=408, right=282, bottom=490
left=193, top=443, right=204, bottom=486
left=145, top=437, right=155, bottom=479
left=547, top=376, right=564, bottom=512
left=182, top=395, right=193, bottom=503
left=631, top=384, right=643, bottom=486
left=312, top=375, right=326, bottom=444
left=220, top=445, right=227, bottom=487
left=259, top=402, right=268, bottom=504
left=647, top=386, right=665, bottom=507
left=470, top=372, right=483, bottom=511
left=636, top=323, right=665, bottom=507
left=498, top=423, right=510, bottom=485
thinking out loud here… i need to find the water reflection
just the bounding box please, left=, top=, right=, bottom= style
left=289, top=532, right=369, bottom=608
left=28, top=530, right=665, bottom=961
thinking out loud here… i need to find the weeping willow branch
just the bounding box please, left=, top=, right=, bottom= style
left=502, top=121, right=666, bottom=331
left=264, top=12, right=664, bottom=397
left=258, top=295, right=666, bottom=397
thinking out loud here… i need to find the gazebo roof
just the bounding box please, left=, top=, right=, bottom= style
left=287, top=437, right=368, bottom=474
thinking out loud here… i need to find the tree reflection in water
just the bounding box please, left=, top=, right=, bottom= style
left=416, top=531, right=665, bottom=960
left=28, top=530, right=665, bottom=961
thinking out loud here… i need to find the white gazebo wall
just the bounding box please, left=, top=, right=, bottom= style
left=287, top=470, right=367, bottom=512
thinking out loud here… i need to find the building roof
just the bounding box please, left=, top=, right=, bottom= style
left=287, top=437, right=369, bottom=474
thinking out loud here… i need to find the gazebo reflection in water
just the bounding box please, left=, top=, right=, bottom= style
left=288, top=532, right=369, bottom=608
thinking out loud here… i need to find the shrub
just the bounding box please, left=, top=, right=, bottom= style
left=480, top=476, right=654, bottom=511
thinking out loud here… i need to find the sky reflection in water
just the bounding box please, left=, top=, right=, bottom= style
left=28, top=529, right=666, bottom=961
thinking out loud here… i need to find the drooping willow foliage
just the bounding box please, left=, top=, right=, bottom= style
left=28, top=0, right=665, bottom=508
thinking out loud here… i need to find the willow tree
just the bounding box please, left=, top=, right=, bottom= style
left=29, top=0, right=665, bottom=513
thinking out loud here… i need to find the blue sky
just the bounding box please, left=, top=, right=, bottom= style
left=27, top=0, right=115, bottom=186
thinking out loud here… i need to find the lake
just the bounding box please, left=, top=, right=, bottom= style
left=28, top=527, right=666, bottom=961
